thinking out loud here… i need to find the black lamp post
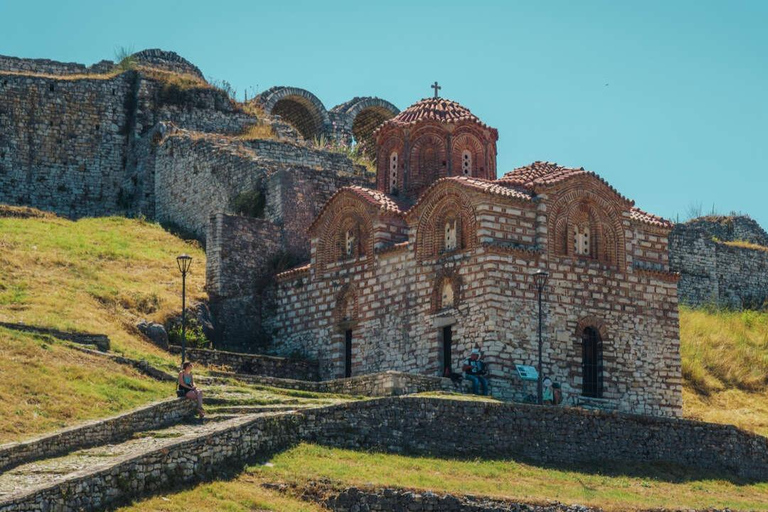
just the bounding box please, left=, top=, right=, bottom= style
left=532, top=269, right=549, bottom=405
left=176, top=254, right=193, bottom=366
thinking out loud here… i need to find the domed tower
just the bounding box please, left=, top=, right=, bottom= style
left=374, top=93, right=498, bottom=201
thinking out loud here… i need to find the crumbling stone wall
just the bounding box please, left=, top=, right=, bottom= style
left=670, top=216, right=768, bottom=308
left=0, top=55, right=115, bottom=75
left=170, top=346, right=319, bottom=381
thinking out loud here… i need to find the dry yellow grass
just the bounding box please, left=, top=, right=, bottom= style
left=720, top=239, right=768, bottom=252
left=236, top=122, right=276, bottom=141
left=0, top=212, right=205, bottom=440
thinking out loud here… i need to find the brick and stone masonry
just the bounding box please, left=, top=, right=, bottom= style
left=269, top=98, right=682, bottom=418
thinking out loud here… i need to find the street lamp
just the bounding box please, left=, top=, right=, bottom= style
left=532, top=269, right=549, bottom=405
left=176, top=254, right=193, bottom=366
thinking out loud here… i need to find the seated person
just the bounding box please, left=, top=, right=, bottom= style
left=462, top=348, right=488, bottom=395
left=178, top=361, right=205, bottom=418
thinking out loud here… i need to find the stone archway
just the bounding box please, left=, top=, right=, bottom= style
left=254, top=86, right=330, bottom=141
left=331, top=97, right=399, bottom=152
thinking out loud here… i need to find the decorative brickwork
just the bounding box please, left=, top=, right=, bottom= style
left=271, top=96, right=681, bottom=418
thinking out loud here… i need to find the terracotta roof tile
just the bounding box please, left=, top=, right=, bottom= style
left=500, top=161, right=633, bottom=205
left=276, top=264, right=310, bottom=281
left=630, top=207, right=673, bottom=228
left=406, top=176, right=533, bottom=216
left=343, top=185, right=408, bottom=215
left=376, top=97, right=496, bottom=133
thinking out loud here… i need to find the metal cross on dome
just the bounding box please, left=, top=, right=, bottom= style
left=431, top=81, right=441, bottom=98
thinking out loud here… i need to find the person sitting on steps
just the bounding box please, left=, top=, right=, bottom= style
left=462, top=348, right=488, bottom=396
left=178, top=361, right=205, bottom=418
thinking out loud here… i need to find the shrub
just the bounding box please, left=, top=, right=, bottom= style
left=232, top=189, right=266, bottom=218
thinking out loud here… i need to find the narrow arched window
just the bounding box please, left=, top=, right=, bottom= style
left=389, top=152, right=398, bottom=194
left=441, top=281, right=455, bottom=308
left=345, top=229, right=356, bottom=258
left=461, top=150, right=472, bottom=176
left=444, top=220, right=458, bottom=252
left=582, top=327, right=603, bottom=398
left=574, top=225, right=591, bottom=256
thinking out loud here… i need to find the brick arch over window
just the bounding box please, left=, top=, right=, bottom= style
left=376, top=135, right=405, bottom=194
left=431, top=270, right=463, bottom=312
left=409, top=131, right=447, bottom=198
left=450, top=131, right=486, bottom=179
left=315, top=201, right=374, bottom=269
left=415, top=188, right=477, bottom=261
left=333, top=284, right=359, bottom=326
left=548, top=189, right=626, bottom=267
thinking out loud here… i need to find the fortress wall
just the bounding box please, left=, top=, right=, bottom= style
left=0, top=71, right=133, bottom=217
left=670, top=216, right=768, bottom=308
left=0, top=55, right=115, bottom=75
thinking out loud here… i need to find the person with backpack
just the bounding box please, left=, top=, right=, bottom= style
left=462, top=348, right=488, bottom=395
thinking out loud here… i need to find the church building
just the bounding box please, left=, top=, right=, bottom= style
left=269, top=93, right=682, bottom=418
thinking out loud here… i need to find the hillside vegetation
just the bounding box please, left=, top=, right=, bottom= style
left=0, top=208, right=205, bottom=441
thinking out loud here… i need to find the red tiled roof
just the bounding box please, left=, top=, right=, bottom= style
left=344, top=186, right=407, bottom=214
left=276, top=264, right=310, bottom=281
left=630, top=207, right=673, bottom=228
left=376, top=97, right=495, bottom=132
left=308, top=186, right=406, bottom=234
left=406, top=176, right=533, bottom=216
left=500, top=161, right=632, bottom=205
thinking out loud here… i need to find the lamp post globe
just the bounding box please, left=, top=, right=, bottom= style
left=176, top=254, right=193, bottom=367
left=532, top=269, right=549, bottom=405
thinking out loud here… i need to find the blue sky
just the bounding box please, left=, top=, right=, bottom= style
left=1, top=0, right=766, bottom=226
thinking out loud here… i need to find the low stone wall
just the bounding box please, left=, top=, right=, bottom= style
left=210, top=370, right=460, bottom=396
left=0, top=322, right=110, bottom=351
left=0, top=412, right=302, bottom=512
left=0, top=398, right=194, bottom=472
left=299, top=485, right=596, bottom=512
left=301, top=397, right=768, bottom=481
left=171, top=346, right=319, bottom=381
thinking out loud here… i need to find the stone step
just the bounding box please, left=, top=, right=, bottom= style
left=210, top=404, right=308, bottom=414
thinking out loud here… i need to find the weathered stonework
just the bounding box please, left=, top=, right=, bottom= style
left=3, top=397, right=767, bottom=511
left=170, top=346, right=319, bottom=381
left=270, top=100, right=682, bottom=418
left=670, top=216, right=768, bottom=308
left=0, top=398, right=195, bottom=472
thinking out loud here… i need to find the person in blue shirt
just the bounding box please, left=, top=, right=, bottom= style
left=462, top=348, right=488, bottom=395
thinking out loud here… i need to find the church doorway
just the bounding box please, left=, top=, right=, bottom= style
left=440, top=325, right=453, bottom=376
left=344, top=329, right=353, bottom=378
left=581, top=326, right=603, bottom=397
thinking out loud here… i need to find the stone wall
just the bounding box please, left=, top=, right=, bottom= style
left=302, top=397, right=768, bottom=481
left=0, top=71, right=134, bottom=217
left=0, top=398, right=194, bottom=472
left=270, top=184, right=681, bottom=417
left=171, top=346, right=319, bottom=381
left=3, top=397, right=767, bottom=510
left=670, top=216, right=768, bottom=308
left=0, top=412, right=302, bottom=512
left=211, top=370, right=460, bottom=396
left=300, top=485, right=596, bottom=512
left=0, top=55, right=114, bottom=75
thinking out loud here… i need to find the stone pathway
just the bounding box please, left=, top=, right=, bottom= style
left=0, top=377, right=353, bottom=506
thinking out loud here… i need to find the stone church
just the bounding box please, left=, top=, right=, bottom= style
left=269, top=94, right=682, bottom=418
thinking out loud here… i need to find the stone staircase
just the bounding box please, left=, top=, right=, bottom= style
left=0, top=376, right=354, bottom=511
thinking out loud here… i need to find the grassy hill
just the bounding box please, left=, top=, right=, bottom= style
left=2, top=207, right=768, bottom=510
left=0, top=207, right=205, bottom=441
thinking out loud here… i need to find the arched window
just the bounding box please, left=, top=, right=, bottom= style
left=389, top=152, right=398, bottom=194
left=581, top=327, right=603, bottom=398
left=574, top=225, right=591, bottom=256
left=461, top=150, right=472, bottom=176
left=444, top=219, right=458, bottom=252
left=441, top=281, right=455, bottom=308
left=345, top=229, right=356, bottom=258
